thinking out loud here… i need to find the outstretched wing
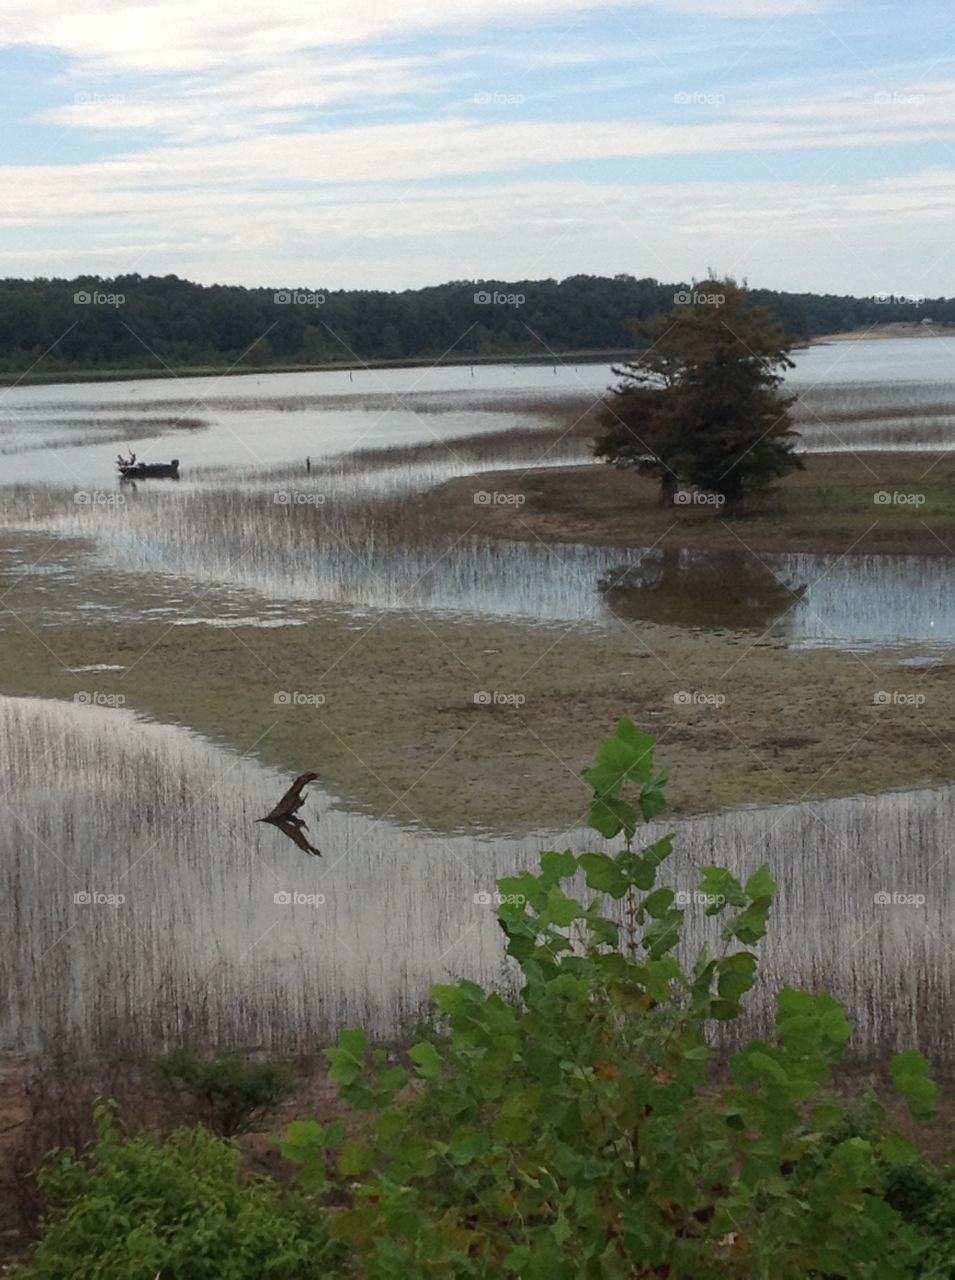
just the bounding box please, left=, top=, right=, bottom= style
left=268, top=816, right=322, bottom=857
left=262, top=772, right=318, bottom=822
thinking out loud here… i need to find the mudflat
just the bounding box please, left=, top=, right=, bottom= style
left=1, top=604, right=950, bottom=833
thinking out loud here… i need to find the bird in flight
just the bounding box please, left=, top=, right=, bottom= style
left=259, top=772, right=321, bottom=856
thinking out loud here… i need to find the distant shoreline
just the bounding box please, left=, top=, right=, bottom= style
left=0, top=348, right=633, bottom=389
left=3, top=325, right=944, bottom=388
left=812, top=322, right=950, bottom=343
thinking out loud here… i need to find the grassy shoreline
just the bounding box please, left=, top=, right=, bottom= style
left=420, top=453, right=955, bottom=556
left=0, top=349, right=634, bottom=388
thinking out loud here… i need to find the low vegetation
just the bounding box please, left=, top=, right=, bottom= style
left=153, top=1046, right=298, bottom=1137
left=15, top=721, right=953, bottom=1277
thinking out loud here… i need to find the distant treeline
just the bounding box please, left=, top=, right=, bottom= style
left=0, top=273, right=949, bottom=373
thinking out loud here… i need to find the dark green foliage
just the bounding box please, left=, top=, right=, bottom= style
left=17, top=1106, right=341, bottom=1279
left=278, top=717, right=941, bottom=1278
left=0, top=272, right=949, bottom=375
left=596, top=279, right=804, bottom=512
left=20, top=720, right=950, bottom=1277
left=153, top=1046, right=296, bottom=1137
left=884, top=1163, right=955, bottom=1278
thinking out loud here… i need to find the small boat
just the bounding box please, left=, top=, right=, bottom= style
left=117, top=457, right=180, bottom=480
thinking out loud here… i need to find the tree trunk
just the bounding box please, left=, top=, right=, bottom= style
left=659, top=474, right=678, bottom=507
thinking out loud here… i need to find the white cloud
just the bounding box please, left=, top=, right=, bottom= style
left=3, top=0, right=828, bottom=73
left=0, top=168, right=950, bottom=298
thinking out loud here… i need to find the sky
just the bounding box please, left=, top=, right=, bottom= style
left=0, top=0, right=953, bottom=295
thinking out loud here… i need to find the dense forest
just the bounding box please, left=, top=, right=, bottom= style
left=0, top=273, right=949, bottom=375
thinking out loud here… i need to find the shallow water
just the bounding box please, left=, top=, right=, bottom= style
left=3, top=341, right=955, bottom=487
left=2, top=499, right=953, bottom=656
left=2, top=694, right=952, bottom=1058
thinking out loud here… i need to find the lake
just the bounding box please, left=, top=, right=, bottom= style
left=1, top=340, right=954, bottom=654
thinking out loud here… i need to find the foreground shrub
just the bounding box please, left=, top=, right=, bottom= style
left=11, top=1057, right=158, bottom=1231
left=283, top=718, right=941, bottom=1278
left=18, top=1106, right=341, bottom=1279
left=153, top=1045, right=297, bottom=1137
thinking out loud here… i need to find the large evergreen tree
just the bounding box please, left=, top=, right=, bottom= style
left=595, top=279, right=803, bottom=515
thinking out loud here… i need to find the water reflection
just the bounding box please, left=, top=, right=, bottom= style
left=3, top=490, right=953, bottom=654
left=2, top=695, right=953, bottom=1060
left=598, top=550, right=807, bottom=634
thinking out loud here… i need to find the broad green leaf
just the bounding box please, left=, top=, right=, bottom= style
left=589, top=796, right=636, bottom=840
left=546, top=885, right=583, bottom=927
left=337, top=1142, right=374, bottom=1176
left=744, top=864, right=777, bottom=901
left=409, top=1042, right=441, bottom=1081
left=540, top=848, right=578, bottom=880
left=891, top=1049, right=938, bottom=1122
left=643, top=887, right=675, bottom=918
